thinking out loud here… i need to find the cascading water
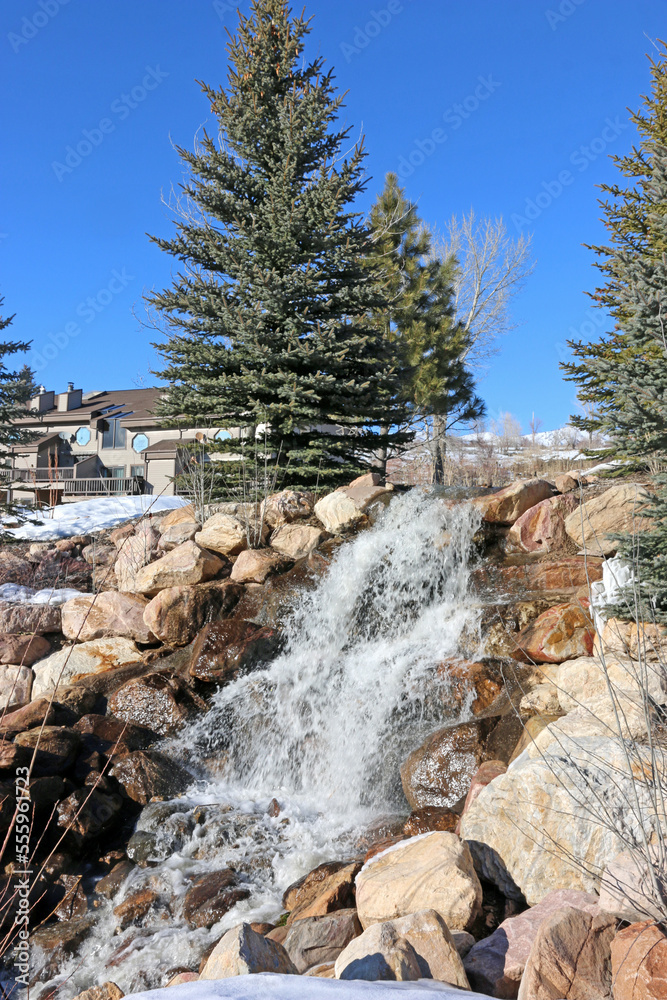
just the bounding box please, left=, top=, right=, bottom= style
left=37, top=490, right=483, bottom=997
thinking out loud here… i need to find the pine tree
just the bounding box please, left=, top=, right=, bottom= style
left=367, top=174, right=485, bottom=482
left=0, top=301, right=37, bottom=452
left=563, top=41, right=667, bottom=444
left=147, top=0, right=401, bottom=492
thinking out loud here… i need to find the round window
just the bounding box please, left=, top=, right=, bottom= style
left=132, top=433, right=149, bottom=453
left=75, top=427, right=91, bottom=446
left=214, top=429, right=232, bottom=441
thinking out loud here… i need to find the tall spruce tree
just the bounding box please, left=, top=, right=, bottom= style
left=0, top=301, right=37, bottom=452
left=367, top=173, right=484, bottom=482
left=563, top=41, right=667, bottom=444
left=147, top=0, right=401, bottom=492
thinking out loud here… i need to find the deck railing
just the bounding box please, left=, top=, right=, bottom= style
left=0, top=469, right=150, bottom=497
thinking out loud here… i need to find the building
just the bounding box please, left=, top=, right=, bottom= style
left=1, top=385, right=214, bottom=504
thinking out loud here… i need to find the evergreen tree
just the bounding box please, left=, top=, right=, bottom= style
left=147, top=0, right=401, bottom=492
left=367, top=173, right=485, bottom=482
left=0, top=301, right=37, bottom=452
left=563, top=41, right=667, bottom=444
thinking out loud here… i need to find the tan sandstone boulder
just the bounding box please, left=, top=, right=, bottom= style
left=200, top=923, right=297, bottom=979
left=230, top=548, right=292, bottom=584
left=143, top=581, right=242, bottom=646
left=314, top=485, right=392, bottom=534
left=0, top=664, right=33, bottom=711
left=61, top=592, right=154, bottom=644
left=270, top=524, right=325, bottom=560
left=476, top=479, right=554, bottom=525
left=595, top=617, right=667, bottom=662
left=355, top=831, right=482, bottom=932
left=131, top=541, right=223, bottom=595
left=114, top=523, right=160, bottom=590
left=261, top=490, right=315, bottom=528
left=195, top=512, right=268, bottom=556
left=564, top=483, right=652, bottom=556
left=32, top=638, right=141, bottom=698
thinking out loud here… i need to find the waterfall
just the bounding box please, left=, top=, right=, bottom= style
left=37, top=490, right=482, bottom=997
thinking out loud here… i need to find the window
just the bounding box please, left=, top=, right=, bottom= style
left=101, top=419, right=126, bottom=449
left=130, top=465, right=145, bottom=479
left=105, top=466, right=125, bottom=493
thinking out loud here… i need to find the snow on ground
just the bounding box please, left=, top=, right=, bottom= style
left=125, top=977, right=488, bottom=1000
left=0, top=583, right=85, bottom=605
left=3, top=495, right=189, bottom=541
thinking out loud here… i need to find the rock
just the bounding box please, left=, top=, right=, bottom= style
left=459, top=760, right=507, bottom=827
left=512, top=603, right=595, bottom=663
left=0, top=600, right=61, bottom=635
left=517, top=906, right=616, bottom=1000
left=230, top=548, right=293, bottom=584
left=287, top=862, right=362, bottom=924
left=283, top=909, right=361, bottom=973
left=109, top=523, right=135, bottom=547
left=183, top=869, right=250, bottom=929
left=508, top=714, right=562, bottom=764
left=610, top=920, right=667, bottom=1000
left=460, top=718, right=664, bottom=904
left=400, top=721, right=490, bottom=810
left=94, top=860, right=135, bottom=900
left=453, top=932, right=475, bottom=958
left=335, top=909, right=470, bottom=988
left=0, top=633, right=50, bottom=666
left=157, top=522, right=201, bottom=552
left=32, top=637, right=141, bottom=698
left=314, top=485, right=391, bottom=534
left=61, top=592, right=154, bottom=643
left=74, top=714, right=158, bottom=758
left=71, top=983, right=124, bottom=1000
left=131, top=541, right=224, bottom=595
left=190, top=619, right=280, bottom=683
left=508, top=494, right=580, bottom=553
left=555, top=472, right=586, bottom=494
left=0, top=551, right=33, bottom=586
left=57, top=787, right=123, bottom=844
left=261, top=490, right=315, bottom=528
left=476, top=479, right=555, bottom=525
left=337, top=928, right=422, bottom=982
left=30, top=916, right=95, bottom=980
left=599, top=851, right=667, bottom=924
left=113, top=887, right=159, bottom=929
left=115, top=523, right=160, bottom=590
left=166, top=973, right=199, bottom=987
left=107, top=672, right=203, bottom=736
left=196, top=512, right=268, bottom=556
left=200, top=923, right=298, bottom=979
left=463, top=889, right=602, bottom=998
left=270, top=524, right=326, bottom=561
left=0, top=663, right=32, bottom=710
left=14, top=725, right=81, bottom=773
left=565, top=483, right=652, bottom=556
left=519, top=683, right=562, bottom=718
left=158, top=504, right=196, bottom=531
left=0, top=696, right=57, bottom=733
left=81, top=542, right=116, bottom=567
left=110, top=750, right=192, bottom=804
left=595, top=618, right=667, bottom=662
left=355, top=832, right=482, bottom=932
left=403, top=807, right=459, bottom=837
left=143, top=580, right=243, bottom=646
left=349, top=473, right=383, bottom=488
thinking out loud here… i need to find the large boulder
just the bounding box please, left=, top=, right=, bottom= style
left=314, top=485, right=392, bottom=534
left=355, top=832, right=482, bottom=932
left=463, top=888, right=601, bottom=998
left=157, top=521, right=201, bottom=552
left=599, top=851, right=667, bottom=924
left=109, top=750, right=192, bottom=804
left=182, top=869, right=250, bottom=929
left=200, top=923, right=297, bottom=979
left=61, top=592, right=154, bottom=644
left=189, top=619, right=279, bottom=684
left=610, top=920, right=667, bottom=1000
left=107, top=672, right=202, bottom=737
left=595, top=617, right=667, bottom=662
left=195, top=512, right=268, bottom=556
left=270, top=524, right=326, bottom=561
left=283, top=909, right=361, bottom=973
left=261, top=490, right=315, bottom=529
left=508, top=494, right=579, bottom=553
left=158, top=504, right=196, bottom=531
left=114, top=523, right=160, bottom=590
left=32, top=638, right=141, bottom=698
left=460, top=715, right=664, bottom=904
left=0, top=664, right=33, bottom=711
left=458, top=760, right=507, bottom=828
left=56, top=788, right=123, bottom=844
left=0, top=633, right=50, bottom=667
left=0, top=601, right=61, bottom=635
left=131, top=541, right=223, bottom=595
left=74, top=713, right=158, bottom=758
left=476, top=479, right=554, bottom=525
left=285, top=862, right=361, bottom=924
left=400, top=721, right=490, bottom=810
left=564, top=483, right=652, bottom=556
left=335, top=909, right=470, bottom=988
left=143, top=580, right=243, bottom=647
left=512, top=603, right=595, bottom=664
left=230, top=548, right=292, bottom=584
left=517, top=906, right=616, bottom=1000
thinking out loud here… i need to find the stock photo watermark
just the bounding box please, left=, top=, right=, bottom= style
left=545, top=0, right=586, bottom=31
left=511, top=115, right=628, bottom=230
left=396, top=75, right=501, bottom=179
left=33, top=267, right=135, bottom=371
left=555, top=307, right=609, bottom=362
left=14, top=766, right=31, bottom=988
left=7, top=0, right=71, bottom=54
left=340, top=0, right=410, bottom=63
left=51, top=65, right=169, bottom=182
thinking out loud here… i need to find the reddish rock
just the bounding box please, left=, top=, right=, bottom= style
left=143, top=580, right=242, bottom=646
left=440, top=658, right=504, bottom=716
left=471, top=557, right=604, bottom=595
left=94, top=859, right=134, bottom=899
left=508, top=494, right=579, bottom=553
left=0, top=696, right=57, bottom=733
left=110, top=750, right=192, bottom=804
left=512, top=603, right=595, bottom=663
left=74, top=714, right=158, bottom=758
left=400, top=721, right=491, bottom=810
left=0, top=601, right=61, bottom=634
left=261, top=490, right=316, bottom=529
left=403, top=806, right=459, bottom=837
left=0, top=552, right=34, bottom=586
left=518, top=906, right=616, bottom=1000
left=611, top=921, right=667, bottom=1000
left=458, top=760, right=507, bottom=828
left=190, top=619, right=280, bottom=683
left=0, top=632, right=50, bottom=666
left=113, top=887, right=159, bottom=929
left=14, top=725, right=81, bottom=774
left=182, top=869, right=250, bottom=928
left=363, top=836, right=406, bottom=862
left=107, top=672, right=204, bottom=736
left=349, top=473, right=383, bottom=488
left=283, top=861, right=362, bottom=924
left=475, top=479, right=554, bottom=525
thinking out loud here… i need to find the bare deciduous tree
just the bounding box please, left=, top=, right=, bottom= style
left=430, top=211, right=535, bottom=369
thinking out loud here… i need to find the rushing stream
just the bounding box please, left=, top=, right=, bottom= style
left=37, top=490, right=483, bottom=996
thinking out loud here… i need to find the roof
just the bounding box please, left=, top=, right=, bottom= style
left=10, top=431, right=64, bottom=454
left=143, top=437, right=195, bottom=459
left=15, top=388, right=166, bottom=428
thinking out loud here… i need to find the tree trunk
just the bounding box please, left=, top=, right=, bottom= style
left=431, top=415, right=447, bottom=485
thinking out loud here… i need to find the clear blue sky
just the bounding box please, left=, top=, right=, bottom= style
left=1, top=0, right=664, bottom=432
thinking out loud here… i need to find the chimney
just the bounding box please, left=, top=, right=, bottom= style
left=57, top=385, right=83, bottom=412
left=31, top=388, right=55, bottom=412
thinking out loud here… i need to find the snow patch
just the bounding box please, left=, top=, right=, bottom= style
left=590, top=556, right=634, bottom=629
left=0, top=584, right=85, bottom=606
left=124, top=975, right=485, bottom=1000
left=3, top=495, right=189, bottom=541
left=357, top=832, right=438, bottom=878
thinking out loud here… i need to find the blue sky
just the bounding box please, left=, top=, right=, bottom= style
left=1, top=0, right=664, bottom=433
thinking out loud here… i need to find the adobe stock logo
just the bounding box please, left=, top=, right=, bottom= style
left=7, top=0, right=71, bottom=54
